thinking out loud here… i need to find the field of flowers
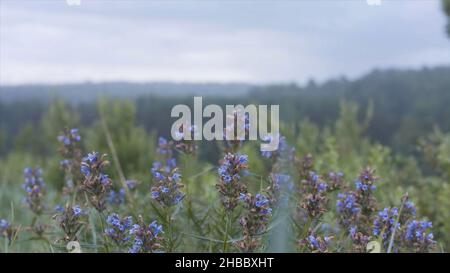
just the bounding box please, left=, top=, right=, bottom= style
left=0, top=101, right=449, bottom=253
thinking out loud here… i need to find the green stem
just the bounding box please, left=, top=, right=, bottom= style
left=163, top=206, right=176, bottom=252
left=98, top=211, right=110, bottom=253
left=222, top=211, right=231, bottom=253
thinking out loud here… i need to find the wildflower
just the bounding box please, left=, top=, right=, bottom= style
left=107, top=188, right=126, bottom=206
left=125, top=180, right=138, bottom=190
left=261, top=135, right=294, bottom=160
left=236, top=192, right=272, bottom=252
left=22, top=167, right=46, bottom=215
left=327, top=172, right=344, bottom=191
left=173, top=125, right=198, bottom=155
left=0, top=219, right=17, bottom=245
left=105, top=214, right=133, bottom=248
left=298, top=171, right=330, bottom=219
left=354, top=168, right=378, bottom=215
left=216, top=153, right=249, bottom=211
left=156, top=137, right=173, bottom=156
left=55, top=205, right=65, bottom=213
left=150, top=158, right=184, bottom=207
left=336, top=192, right=361, bottom=228
left=0, top=219, right=10, bottom=235
left=57, top=128, right=81, bottom=147
left=403, top=220, right=436, bottom=252
left=53, top=204, right=87, bottom=242
left=72, top=205, right=84, bottom=217
left=79, top=152, right=112, bottom=212
left=299, top=231, right=332, bottom=253
left=128, top=216, right=164, bottom=253
left=57, top=128, right=84, bottom=194
left=348, top=226, right=372, bottom=253
left=399, top=201, right=417, bottom=224
left=372, top=207, right=401, bottom=249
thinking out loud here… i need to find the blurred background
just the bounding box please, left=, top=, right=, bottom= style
left=0, top=0, right=450, bottom=251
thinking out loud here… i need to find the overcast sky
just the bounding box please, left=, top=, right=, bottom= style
left=0, top=0, right=449, bottom=85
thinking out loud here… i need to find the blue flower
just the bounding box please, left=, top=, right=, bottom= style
left=149, top=220, right=164, bottom=237
left=22, top=167, right=46, bottom=214
left=151, top=191, right=160, bottom=199
left=107, top=188, right=126, bottom=206
left=80, top=165, right=91, bottom=177
left=128, top=219, right=164, bottom=253
left=308, top=235, right=319, bottom=249
left=0, top=219, right=10, bottom=231
left=239, top=193, right=247, bottom=201
left=100, top=174, right=110, bottom=185
left=172, top=173, right=181, bottom=182
left=86, top=152, right=99, bottom=163
left=318, top=183, right=328, bottom=192
left=150, top=156, right=184, bottom=206
left=255, top=194, right=269, bottom=208
left=156, top=137, right=172, bottom=155
left=54, top=205, right=65, bottom=213
left=72, top=205, right=83, bottom=217
left=350, top=226, right=357, bottom=237
left=126, top=180, right=137, bottom=190
left=373, top=207, right=401, bottom=245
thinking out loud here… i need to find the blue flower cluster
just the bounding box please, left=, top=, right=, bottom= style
left=218, top=153, right=248, bottom=184
left=373, top=207, right=401, bottom=247
left=0, top=219, right=14, bottom=243
left=217, top=153, right=249, bottom=211
left=80, top=152, right=112, bottom=212
left=401, top=201, right=417, bottom=222
left=150, top=158, right=184, bottom=207
left=151, top=158, right=179, bottom=180
left=348, top=226, right=372, bottom=252
left=129, top=219, right=164, bottom=253
left=237, top=192, right=273, bottom=252
left=300, top=232, right=332, bottom=253
left=299, top=171, right=330, bottom=219
left=336, top=168, right=378, bottom=230
left=57, top=128, right=84, bottom=195
left=105, top=213, right=133, bottom=246
left=337, top=193, right=361, bottom=222
left=22, top=167, right=46, bottom=215
left=54, top=204, right=87, bottom=241
left=404, top=220, right=436, bottom=252
left=57, top=128, right=81, bottom=147
left=107, top=188, right=126, bottom=206
left=0, top=219, right=10, bottom=235
left=80, top=152, right=108, bottom=179
left=261, top=134, right=294, bottom=160
left=355, top=168, right=377, bottom=193
left=156, top=137, right=173, bottom=156
left=327, top=172, right=344, bottom=190
left=240, top=193, right=273, bottom=216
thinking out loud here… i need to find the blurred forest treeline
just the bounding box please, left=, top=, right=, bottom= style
left=1, top=66, right=449, bottom=159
